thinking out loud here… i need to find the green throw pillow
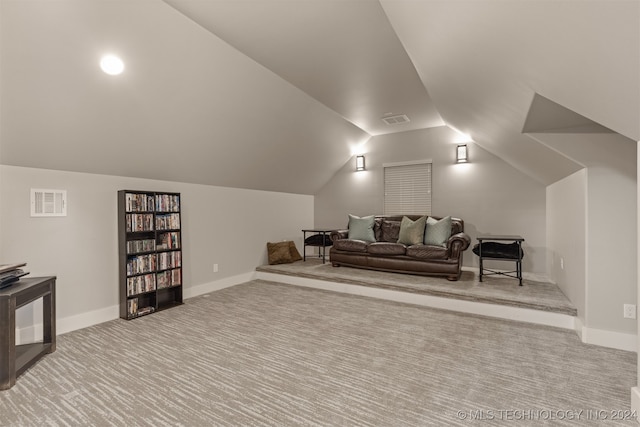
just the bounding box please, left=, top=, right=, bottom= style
left=397, top=216, right=426, bottom=245
left=348, top=214, right=376, bottom=242
left=424, top=216, right=452, bottom=247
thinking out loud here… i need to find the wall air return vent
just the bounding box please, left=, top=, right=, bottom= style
left=382, top=114, right=410, bottom=125
left=30, top=189, right=67, bottom=217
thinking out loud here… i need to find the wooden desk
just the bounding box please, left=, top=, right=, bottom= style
left=0, top=276, right=56, bottom=390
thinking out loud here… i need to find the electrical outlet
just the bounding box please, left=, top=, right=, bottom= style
left=560, top=257, right=564, bottom=270
left=213, top=264, right=219, bottom=273
left=623, top=304, right=636, bottom=319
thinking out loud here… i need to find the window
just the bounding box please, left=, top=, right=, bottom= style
left=383, top=160, right=432, bottom=215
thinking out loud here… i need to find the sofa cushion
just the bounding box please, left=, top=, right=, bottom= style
left=407, top=244, right=448, bottom=260
left=367, top=242, right=406, bottom=256
left=424, top=216, right=452, bottom=247
left=348, top=214, right=376, bottom=242
left=333, top=239, right=369, bottom=252
left=397, top=216, right=426, bottom=245
left=381, top=220, right=401, bottom=242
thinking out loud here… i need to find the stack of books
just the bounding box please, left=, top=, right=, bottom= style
left=0, top=263, right=29, bottom=289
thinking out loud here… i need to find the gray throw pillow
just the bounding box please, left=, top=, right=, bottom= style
left=424, top=216, right=452, bottom=247
left=397, top=216, right=426, bottom=245
left=348, top=214, right=376, bottom=242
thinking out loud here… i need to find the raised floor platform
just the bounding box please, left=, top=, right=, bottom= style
left=256, top=259, right=577, bottom=330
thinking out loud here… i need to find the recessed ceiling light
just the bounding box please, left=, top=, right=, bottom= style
left=100, top=55, right=124, bottom=75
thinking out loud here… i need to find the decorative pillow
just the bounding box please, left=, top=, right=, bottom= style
left=424, top=216, right=452, bottom=247
left=267, top=241, right=293, bottom=265
left=288, top=241, right=303, bottom=261
left=381, top=220, right=401, bottom=242
left=397, top=216, right=426, bottom=245
left=348, top=214, right=376, bottom=242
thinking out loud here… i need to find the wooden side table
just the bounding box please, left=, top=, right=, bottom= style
left=0, top=276, right=56, bottom=390
left=477, top=235, right=524, bottom=286
left=302, top=229, right=336, bottom=263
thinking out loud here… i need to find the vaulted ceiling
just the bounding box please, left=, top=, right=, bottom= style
left=1, top=0, right=638, bottom=194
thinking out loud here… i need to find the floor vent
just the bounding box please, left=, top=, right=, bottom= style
left=31, top=189, right=67, bottom=217
left=382, top=114, right=410, bottom=125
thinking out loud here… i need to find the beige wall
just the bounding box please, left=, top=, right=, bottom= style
left=1, top=165, right=313, bottom=334
left=546, top=164, right=637, bottom=341
left=534, top=131, right=637, bottom=340
left=315, top=126, right=548, bottom=274
left=546, top=170, right=587, bottom=326
left=586, top=166, right=637, bottom=335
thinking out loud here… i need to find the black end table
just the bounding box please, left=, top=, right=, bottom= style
left=302, top=229, right=336, bottom=263
left=477, top=235, right=525, bottom=286
left=0, top=276, right=56, bottom=390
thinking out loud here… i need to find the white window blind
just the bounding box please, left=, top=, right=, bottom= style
left=384, top=161, right=432, bottom=215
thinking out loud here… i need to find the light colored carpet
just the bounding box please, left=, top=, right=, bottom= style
left=0, top=280, right=634, bottom=426
left=257, top=259, right=577, bottom=316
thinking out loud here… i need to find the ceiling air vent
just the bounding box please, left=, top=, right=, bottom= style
left=382, top=114, right=410, bottom=125
left=31, top=189, right=67, bottom=217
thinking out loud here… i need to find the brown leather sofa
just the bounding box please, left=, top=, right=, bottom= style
left=329, top=215, right=471, bottom=281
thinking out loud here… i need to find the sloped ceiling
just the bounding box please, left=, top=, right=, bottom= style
left=162, top=0, right=444, bottom=136
left=0, top=0, right=370, bottom=195
left=381, top=0, right=639, bottom=185
left=523, top=94, right=616, bottom=135
left=1, top=0, right=638, bottom=193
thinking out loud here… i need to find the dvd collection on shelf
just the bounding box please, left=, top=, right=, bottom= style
left=126, top=214, right=154, bottom=232
left=155, top=194, right=180, bottom=212
left=157, top=232, right=180, bottom=250
left=156, top=213, right=180, bottom=230
left=126, top=273, right=155, bottom=296
left=156, top=268, right=181, bottom=289
left=126, top=238, right=156, bottom=254
left=126, top=254, right=157, bottom=275
left=118, top=190, right=183, bottom=320
left=124, top=193, right=155, bottom=212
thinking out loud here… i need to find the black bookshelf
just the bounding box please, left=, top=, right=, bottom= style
left=118, top=190, right=183, bottom=320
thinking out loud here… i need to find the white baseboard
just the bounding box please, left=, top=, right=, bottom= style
left=183, top=272, right=253, bottom=299
left=57, top=304, right=120, bottom=336
left=16, top=305, right=119, bottom=345
left=16, top=273, right=251, bottom=343
left=255, top=271, right=576, bottom=330
left=581, top=326, right=637, bottom=352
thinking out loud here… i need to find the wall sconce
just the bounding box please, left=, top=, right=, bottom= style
left=456, top=144, right=468, bottom=163
left=356, top=155, right=366, bottom=171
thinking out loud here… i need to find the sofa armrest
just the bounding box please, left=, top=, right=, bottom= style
left=330, top=229, right=349, bottom=242
left=448, top=232, right=471, bottom=258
